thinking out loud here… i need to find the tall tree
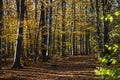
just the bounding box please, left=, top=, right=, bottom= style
left=102, top=0, right=112, bottom=54
left=11, top=0, right=25, bottom=68
left=0, top=0, right=3, bottom=69
left=72, top=0, right=76, bottom=55
left=72, top=0, right=76, bottom=54
left=46, top=0, right=52, bottom=56
left=40, top=0, right=48, bottom=62
left=61, top=0, right=66, bottom=56
left=96, top=0, right=102, bottom=48
left=34, top=0, right=38, bottom=63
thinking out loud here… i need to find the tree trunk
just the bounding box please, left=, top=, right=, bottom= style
left=11, top=0, right=25, bottom=68
left=40, top=1, right=48, bottom=62
left=102, top=0, right=110, bottom=54
left=0, top=0, right=3, bottom=69
left=34, top=0, right=38, bottom=63
left=61, top=0, right=66, bottom=56
left=72, top=1, right=77, bottom=55
left=96, top=0, right=103, bottom=51
left=46, top=0, right=52, bottom=56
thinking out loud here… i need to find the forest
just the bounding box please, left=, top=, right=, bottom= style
left=0, top=0, right=120, bottom=80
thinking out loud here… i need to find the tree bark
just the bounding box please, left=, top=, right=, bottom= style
left=40, top=1, right=48, bottom=62
left=72, top=1, right=77, bottom=55
left=61, top=0, right=66, bottom=56
left=11, top=0, right=25, bottom=68
left=96, top=0, right=102, bottom=50
left=0, top=0, right=3, bottom=69
left=34, top=0, right=38, bottom=63
left=102, top=0, right=111, bottom=54
left=46, top=0, right=52, bottom=56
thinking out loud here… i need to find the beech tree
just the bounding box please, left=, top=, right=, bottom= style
left=61, top=0, right=66, bottom=56
left=0, top=0, right=119, bottom=71
left=0, top=0, right=3, bottom=69
left=72, top=0, right=76, bottom=55
left=11, top=0, right=25, bottom=68
left=40, top=0, right=48, bottom=62
left=102, top=0, right=112, bottom=54
left=46, top=0, right=52, bottom=56
left=34, top=0, right=38, bottom=63
left=96, top=0, right=102, bottom=50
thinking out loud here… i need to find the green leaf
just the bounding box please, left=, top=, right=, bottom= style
left=115, top=11, right=120, bottom=16
left=101, top=57, right=106, bottom=63
left=109, top=16, right=114, bottom=22
left=108, top=46, right=112, bottom=51
left=105, top=44, right=109, bottom=48
left=114, top=44, right=118, bottom=48
left=105, top=14, right=111, bottom=21
left=113, top=44, right=118, bottom=52
left=110, top=58, right=117, bottom=64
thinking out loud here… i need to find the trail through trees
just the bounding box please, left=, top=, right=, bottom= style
left=0, top=54, right=99, bottom=80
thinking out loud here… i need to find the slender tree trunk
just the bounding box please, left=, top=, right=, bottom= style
left=46, top=0, right=52, bottom=56
left=24, top=1, right=29, bottom=64
left=72, top=1, right=77, bottom=55
left=102, top=0, right=110, bottom=54
left=79, top=3, right=82, bottom=54
left=11, top=0, right=25, bottom=68
left=61, top=0, right=66, bottom=56
left=85, top=31, right=90, bottom=55
left=94, top=0, right=102, bottom=58
left=0, top=0, right=3, bottom=69
left=52, top=6, right=57, bottom=54
left=96, top=0, right=102, bottom=51
left=85, top=5, right=89, bottom=55
left=34, top=0, right=38, bottom=63
left=85, top=32, right=88, bottom=55
left=80, top=34, right=83, bottom=54
left=40, top=1, right=48, bottom=62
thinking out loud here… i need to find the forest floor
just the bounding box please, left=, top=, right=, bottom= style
left=0, top=54, right=101, bottom=80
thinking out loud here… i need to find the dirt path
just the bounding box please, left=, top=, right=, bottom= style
left=0, top=54, right=99, bottom=80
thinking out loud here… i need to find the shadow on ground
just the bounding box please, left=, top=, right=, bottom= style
left=0, top=54, right=100, bottom=80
